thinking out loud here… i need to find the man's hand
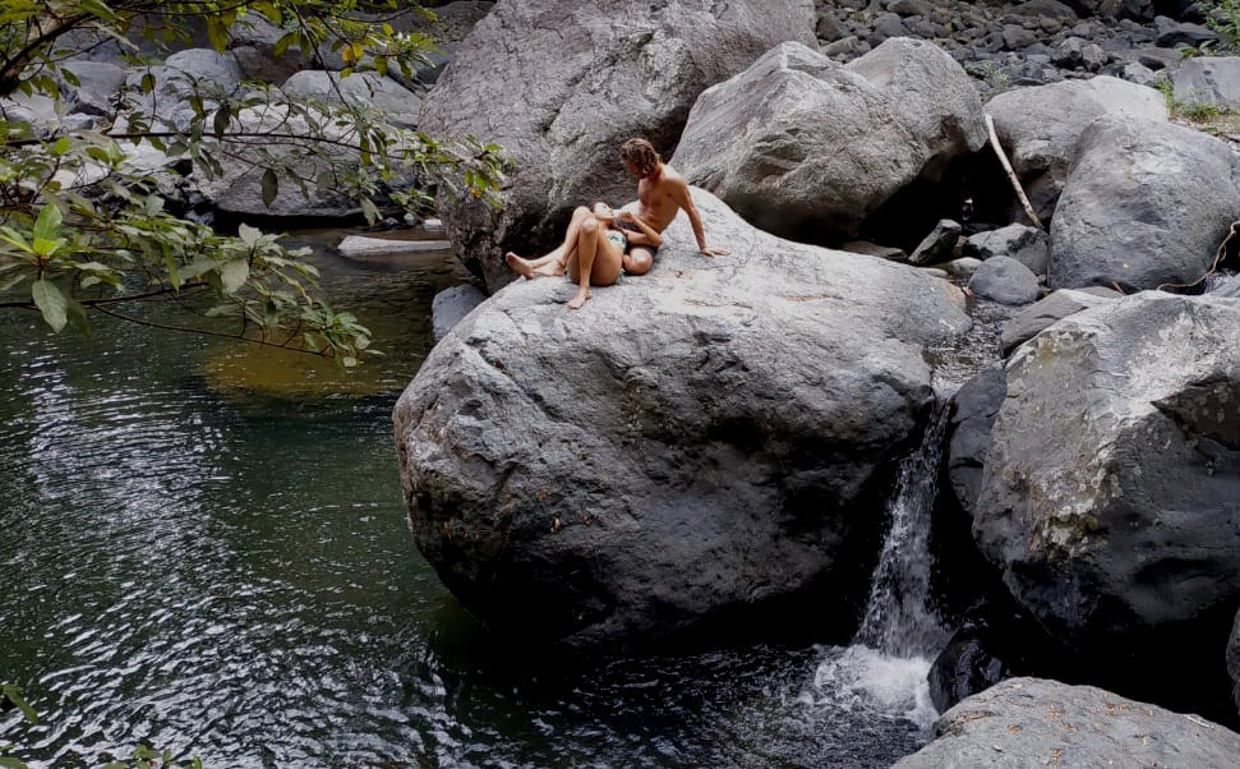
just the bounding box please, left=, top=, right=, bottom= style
left=616, top=209, right=635, bottom=223
left=699, top=246, right=729, bottom=257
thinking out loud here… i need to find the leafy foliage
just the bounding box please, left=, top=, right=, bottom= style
left=0, top=1, right=509, bottom=364
left=1202, top=0, right=1240, bottom=51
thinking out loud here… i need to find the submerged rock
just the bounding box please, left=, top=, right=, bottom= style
left=673, top=38, right=984, bottom=245
left=393, top=190, right=969, bottom=649
left=419, top=0, right=818, bottom=292
left=894, top=678, right=1240, bottom=768
left=975, top=293, right=1240, bottom=658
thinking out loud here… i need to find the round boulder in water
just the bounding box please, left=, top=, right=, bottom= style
left=393, top=190, right=969, bottom=649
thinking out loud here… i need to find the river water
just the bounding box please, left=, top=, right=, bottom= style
left=0, top=235, right=942, bottom=768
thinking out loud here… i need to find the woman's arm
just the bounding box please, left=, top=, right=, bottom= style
left=617, top=210, right=663, bottom=248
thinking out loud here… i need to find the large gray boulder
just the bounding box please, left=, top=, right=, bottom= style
left=123, top=49, right=245, bottom=131
left=418, top=0, right=818, bottom=293
left=985, top=77, right=1167, bottom=220
left=1171, top=56, right=1240, bottom=112
left=893, top=678, right=1240, bottom=769
left=393, top=189, right=969, bottom=649
left=58, top=60, right=127, bottom=118
left=196, top=105, right=362, bottom=218
left=999, top=287, right=1117, bottom=356
left=975, top=293, right=1240, bottom=654
left=1049, top=116, right=1240, bottom=292
left=672, top=38, right=985, bottom=245
left=283, top=71, right=423, bottom=128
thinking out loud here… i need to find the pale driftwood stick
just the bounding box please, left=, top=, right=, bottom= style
left=984, top=112, right=1044, bottom=231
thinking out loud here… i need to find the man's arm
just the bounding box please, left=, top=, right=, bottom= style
left=671, top=178, right=729, bottom=257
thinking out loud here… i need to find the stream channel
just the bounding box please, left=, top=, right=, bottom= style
left=0, top=232, right=969, bottom=768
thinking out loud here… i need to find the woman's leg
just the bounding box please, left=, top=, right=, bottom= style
left=567, top=220, right=623, bottom=310
left=567, top=217, right=600, bottom=309
left=506, top=206, right=592, bottom=278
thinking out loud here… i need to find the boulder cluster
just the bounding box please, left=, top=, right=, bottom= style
left=389, top=1, right=1240, bottom=764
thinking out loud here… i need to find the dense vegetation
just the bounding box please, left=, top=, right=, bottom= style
left=0, top=0, right=507, bottom=365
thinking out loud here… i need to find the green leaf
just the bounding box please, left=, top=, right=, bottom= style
left=237, top=223, right=261, bottom=247
left=31, top=280, right=68, bottom=332
left=204, top=304, right=239, bottom=318
left=205, top=18, right=228, bottom=53
left=360, top=197, right=380, bottom=224
left=1, top=684, right=36, bottom=724
left=220, top=260, right=249, bottom=295
left=212, top=104, right=231, bottom=138
left=140, top=72, right=156, bottom=94
left=261, top=168, right=278, bottom=207
left=50, top=137, right=70, bottom=156
left=0, top=756, right=30, bottom=769
left=33, top=203, right=61, bottom=243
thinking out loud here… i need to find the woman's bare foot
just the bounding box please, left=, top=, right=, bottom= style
left=567, top=287, right=591, bottom=310
left=506, top=251, right=539, bottom=280
left=534, top=259, right=565, bottom=277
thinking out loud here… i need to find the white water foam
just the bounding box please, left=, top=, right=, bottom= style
left=810, top=400, right=954, bottom=733
left=811, top=645, right=939, bottom=730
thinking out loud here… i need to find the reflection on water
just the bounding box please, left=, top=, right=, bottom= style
left=0, top=233, right=932, bottom=768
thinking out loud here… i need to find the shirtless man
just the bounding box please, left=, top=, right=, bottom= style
left=615, top=137, right=728, bottom=275
left=505, top=137, right=727, bottom=278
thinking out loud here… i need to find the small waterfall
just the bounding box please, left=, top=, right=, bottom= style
left=853, top=399, right=951, bottom=658
left=810, top=398, right=952, bottom=729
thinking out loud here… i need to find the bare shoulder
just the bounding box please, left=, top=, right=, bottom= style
left=660, top=164, right=690, bottom=189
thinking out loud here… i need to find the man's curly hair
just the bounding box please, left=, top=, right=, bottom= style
left=619, top=138, right=661, bottom=177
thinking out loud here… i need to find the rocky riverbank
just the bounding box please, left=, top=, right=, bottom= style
left=13, top=0, right=1240, bottom=764
left=393, top=2, right=1240, bottom=766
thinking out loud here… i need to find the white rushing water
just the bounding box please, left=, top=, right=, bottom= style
left=809, top=400, right=953, bottom=731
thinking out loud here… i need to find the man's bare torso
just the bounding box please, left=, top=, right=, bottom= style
left=628, top=165, right=685, bottom=233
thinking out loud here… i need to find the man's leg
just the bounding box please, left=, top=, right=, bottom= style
left=623, top=247, right=654, bottom=276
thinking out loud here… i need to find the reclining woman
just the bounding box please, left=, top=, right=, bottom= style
left=505, top=202, right=663, bottom=310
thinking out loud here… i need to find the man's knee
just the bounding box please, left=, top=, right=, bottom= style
left=624, top=249, right=653, bottom=275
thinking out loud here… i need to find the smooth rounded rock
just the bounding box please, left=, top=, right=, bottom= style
left=393, top=189, right=969, bottom=649
left=674, top=38, right=985, bottom=245
left=968, top=256, right=1041, bottom=305
left=419, top=0, right=818, bottom=292
left=1049, top=115, right=1240, bottom=292
left=894, top=678, right=1240, bottom=769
